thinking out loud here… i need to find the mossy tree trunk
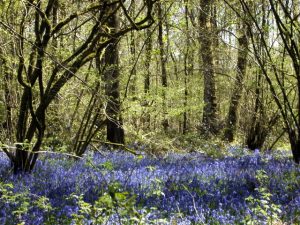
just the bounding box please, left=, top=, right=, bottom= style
left=157, top=1, right=169, bottom=132
left=143, top=27, right=153, bottom=130
left=224, top=19, right=249, bottom=142
left=198, top=0, right=219, bottom=136
left=103, top=11, right=125, bottom=145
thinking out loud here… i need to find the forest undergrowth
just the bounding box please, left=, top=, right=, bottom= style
left=0, top=144, right=299, bottom=225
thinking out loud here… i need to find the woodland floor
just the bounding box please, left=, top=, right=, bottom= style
left=0, top=147, right=300, bottom=224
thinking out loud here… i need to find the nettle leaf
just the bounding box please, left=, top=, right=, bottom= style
left=115, top=192, right=128, bottom=202
left=97, top=193, right=113, bottom=208
left=101, top=161, right=114, bottom=171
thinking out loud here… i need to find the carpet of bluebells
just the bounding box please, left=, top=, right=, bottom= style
left=0, top=147, right=300, bottom=224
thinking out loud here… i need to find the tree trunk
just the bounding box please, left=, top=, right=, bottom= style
left=246, top=121, right=268, bottom=150
left=183, top=0, right=193, bottom=134
left=158, top=2, right=169, bottom=132
left=4, top=69, right=14, bottom=143
left=103, top=12, right=125, bottom=145
left=129, top=4, right=137, bottom=97
left=289, top=131, right=300, bottom=164
left=245, top=72, right=269, bottom=150
left=144, top=28, right=152, bottom=94
left=199, top=0, right=219, bottom=135
left=143, top=28, right=152, bottom=129
left=0, top=53, right=14, bottom=143
left=224, top=20, right=249, bottom=142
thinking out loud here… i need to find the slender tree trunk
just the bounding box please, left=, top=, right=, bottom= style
left=0, top=4, right=16, bottom=145
left=4, top=67, right=13, bottom=143
left=143, top=28, right=152, bottom=129
left=224, top=20, right=249, bottom=142
left=198, top=0, right=219, bottom=135
left=183, top=0, right=193, bottom=134
left=0, top=53, right=14, bottom=143
left=144, top=28, right=152, bottom=94
left=52, top=0, right=58, bottom=48
left=129, top=4, right=137, bottom=97
left=129, top=30, right=137, bottom=96
left=103, top=12, right=125, bottom=145
left=158, top=2, right=169, bottom=132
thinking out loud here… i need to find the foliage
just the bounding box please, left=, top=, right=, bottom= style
left=71, top=183, right=151, bottom=224
left=244, top=170, right=282, bottom=224
left=0, top=182, right=52, bottom=224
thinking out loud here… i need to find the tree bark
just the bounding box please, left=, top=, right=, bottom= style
left=289, top=130, right=300, bottom=164
left=103, top=11, right=125, bottom=145
left=143, top=28, right=152, bottom=129
left=0, top=53, right=14, bottom=143
left=224, top=20, right=249, bottom=142
left=198, top=0, right=219, bottom=136
left=129, top=4, right=137, bottom=97
left=158, top=1, right=169, bottom=132
left=183, top=0, right=193, bottom=134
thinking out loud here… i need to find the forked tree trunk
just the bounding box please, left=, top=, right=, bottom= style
left=246, top=121, right=268, bottom=150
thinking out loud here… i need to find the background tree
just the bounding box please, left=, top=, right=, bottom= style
left=224, top=13, right=250, bottom=142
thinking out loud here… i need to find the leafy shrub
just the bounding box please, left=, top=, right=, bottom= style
left=0, top=182, right=53, bottom=224
left=244, top=170, right=282, bottom=224
left=71, top=182, right=149, bottom=224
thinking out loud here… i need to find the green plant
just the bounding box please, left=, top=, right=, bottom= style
left=71, top=182, right=149, bottom=224
left=244, top=170, right=282, bottom=224
left=0, top=182, right=53, bottom=224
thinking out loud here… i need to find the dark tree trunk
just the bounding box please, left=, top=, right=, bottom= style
left=0, top=53, right=14, bottom=143
left=224, top=21, right=249, bottom=142
left=52, top=0, right=58, bottom=48
left=199, top=0, right=219, bottom=135
left=289, top=131, right=300, bottom=164
left=245, top=72, right=267, bottom=150
left=157, top=2, right=169, bottom=132
left=103, top=11, right=125, bottom=145
left=183, top=0, right=193, bottom=134
left=246, top=121, right=268, bottom=150
left=144, top=28, right=152, bottom=94
left=143, top=28, right=152, bottom=129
